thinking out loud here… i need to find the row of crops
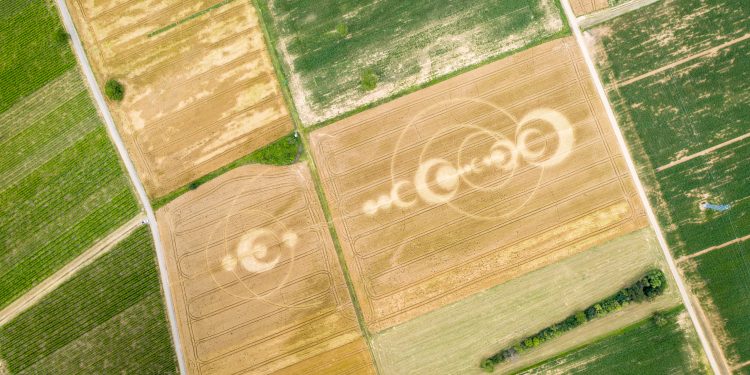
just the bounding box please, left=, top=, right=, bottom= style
left=0, top=227, right=178, bottom=373
left=0, top=0, right=139, bottom=309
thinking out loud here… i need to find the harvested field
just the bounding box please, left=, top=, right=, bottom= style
left=590, top=0, right=750, bottom=364
left=371, top=228, right=688, bottom=374
left=518, top=309, right=707, bottom=375
left=258, top=0, right=566, bottom=125
left=570, top=0, right=608, bottom=16
left=66, top=0, right=293, bottom=197
left=156, top=164, right=374, bottom=374
left=309, top=37, right=648, bottom=332
left=0, top=227, right=177, bottom=374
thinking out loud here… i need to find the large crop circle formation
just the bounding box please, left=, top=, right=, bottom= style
left=362, top=98, right=575, bottom=221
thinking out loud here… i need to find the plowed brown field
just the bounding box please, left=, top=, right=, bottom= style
left=310, top=37, right=649, bottom=332
left=156, top=164, right=374, bottom=374
left=67, top=0, right=292, bottom=197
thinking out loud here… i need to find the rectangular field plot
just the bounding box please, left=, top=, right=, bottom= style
left=0, top=227, right=177, bottom=374
left=258, top=0, right=565, bottom=125
left=517, top=308, right=707, bottom=375
left=67, top=0, right=293, bottom=197
left=372, top=229, right=690, bottom=374
left=685, top=243, right=750, bottom=364
left=310, top=37, right=648, bottom=332
left=0, top=4, right=138, bottom=309
left=570, top=0, right=608, bottom=16
left=156, top=164, right=375, bottom=374
left=590, top=1, right=750, bottom=367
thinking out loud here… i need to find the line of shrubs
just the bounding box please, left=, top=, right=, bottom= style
left=480, top=269, right=668, bottom=373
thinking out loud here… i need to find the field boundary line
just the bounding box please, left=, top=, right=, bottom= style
left=678, top=234, right=750, bottom=263
left=53, top=1, right=188, bottom=374
left=577, top=0, right=659, bottom=29
left=618, top=33, right=750, bottom=88
left=559, top=1, right=726, bottom=374
left=657, top=131, right=750, bottom=172
left=0, top=214, right=145, bottom=326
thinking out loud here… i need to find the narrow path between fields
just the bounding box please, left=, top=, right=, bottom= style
left=657, top=130, right=750, bottom=172
left=678, top=234, right=750, bottom=263
left=560, top=1, right=728, bottom=373
left=52, top=1, right=188, bottom=374
left=0, top=214, right=145, bottom=326
left=618, top=33, right=750, bottom=88
left=733, top=360, right=750, bottom=371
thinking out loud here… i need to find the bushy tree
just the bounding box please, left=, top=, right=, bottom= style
left=360, top=68, right=378, bottom=91
left=105, top=79, right=125, bottom=101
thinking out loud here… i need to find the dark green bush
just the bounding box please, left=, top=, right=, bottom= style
left=104, top=79, right=125, bottom=101
left=480, top=269, right=668, bottom=371
left=55, top=28, right=69, bottom=44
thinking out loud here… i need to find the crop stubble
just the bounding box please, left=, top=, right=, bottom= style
left=156, top=164, right=374, bottom=374
left=66, top=0, right=293, bottom=196
left=310, top=37, right=649, bottom=332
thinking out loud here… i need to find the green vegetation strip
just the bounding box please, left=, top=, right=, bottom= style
left=515, top=306, right=705, bottom=375
left=151, top=132, right=301, bottom=209
left=147, top=0, right=236, bottom=37
left=0, top=227, right=177, bottom=374
left=481, top=269, right=668, bottom=372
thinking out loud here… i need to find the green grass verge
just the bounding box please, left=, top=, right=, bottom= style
left=0, top=227, right=177, bottom=374
left=686, top=242, right=750, bottom=362
left=147, top=0, right=236, bottom=37
left=151, top=132, right=302, bottom=209
left=256, top=0, right=569, bottom=125
left=515, top=306, right=707, bottom=375
left=0, top=0, right=75, bottom=112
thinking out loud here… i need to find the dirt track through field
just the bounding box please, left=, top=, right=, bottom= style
left=618, top=33, right=750, bottom=87
left=678, top=234, right=750, bottom=263
left=66, top=0, right=292, bottom=197
left=310, top=37, right=649, bottom=332
left=0, top=214, right=145, bottom=326
left=156, top=164, right=375, bottom=374
left=657, top=130, right=750, bottom=172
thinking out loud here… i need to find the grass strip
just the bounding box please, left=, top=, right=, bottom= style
left=147, top=0, right=236, bottom=38
left=151, top=132, right=301, bottom=209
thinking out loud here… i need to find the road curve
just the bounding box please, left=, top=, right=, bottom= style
left=53, top=1, right=188, bottom=373
left=559, top=1, right=725, bottom=373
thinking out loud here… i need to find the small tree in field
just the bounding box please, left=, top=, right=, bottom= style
left=55, top=28, right=70, bottom=44
left=360, top=68, right=378, bottom=91
left=105, top=79, right=125, bottom=101
left=336, top=22, right=348, bottom=37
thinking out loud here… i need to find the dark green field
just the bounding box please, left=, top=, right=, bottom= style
left=0, top=227, right=177, bottom=374
left=654, top=138, right=750, bottom=256
left=257, top=0, right=566, bottom=125
left=0, top=1, right=138, bottom=308
left=591, top=0, right=750, bottom=367
left=518, top=309, right=706, bottom=375
left=0, top=0, right=75, bottom=112
left=687, top=243, right=750, bottom=363
left=594, top=0, right=749, bottom=85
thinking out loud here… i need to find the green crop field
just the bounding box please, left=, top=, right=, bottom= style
left=0, top=2, right=138, bottom=309
left=517, top=308, right=707, bottom=375
left=0, top=0, right=76, bottom=112
left=654, top=138, right=750, bottom=257
left=686, top=242, right=750, bottom=364
left=591, top=0, right=750, bottom=368
left=0, top=227, right=177, bottom=374
left=256, top=0, right=567, bottom=125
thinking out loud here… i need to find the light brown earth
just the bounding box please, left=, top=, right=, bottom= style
left=156, top=164, right=375, bottom=374
left=309, top=37, right=649, bottom=332
left=66, top=0, right=293, bottom=197
left=571, top=0, right=609, bottom=16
